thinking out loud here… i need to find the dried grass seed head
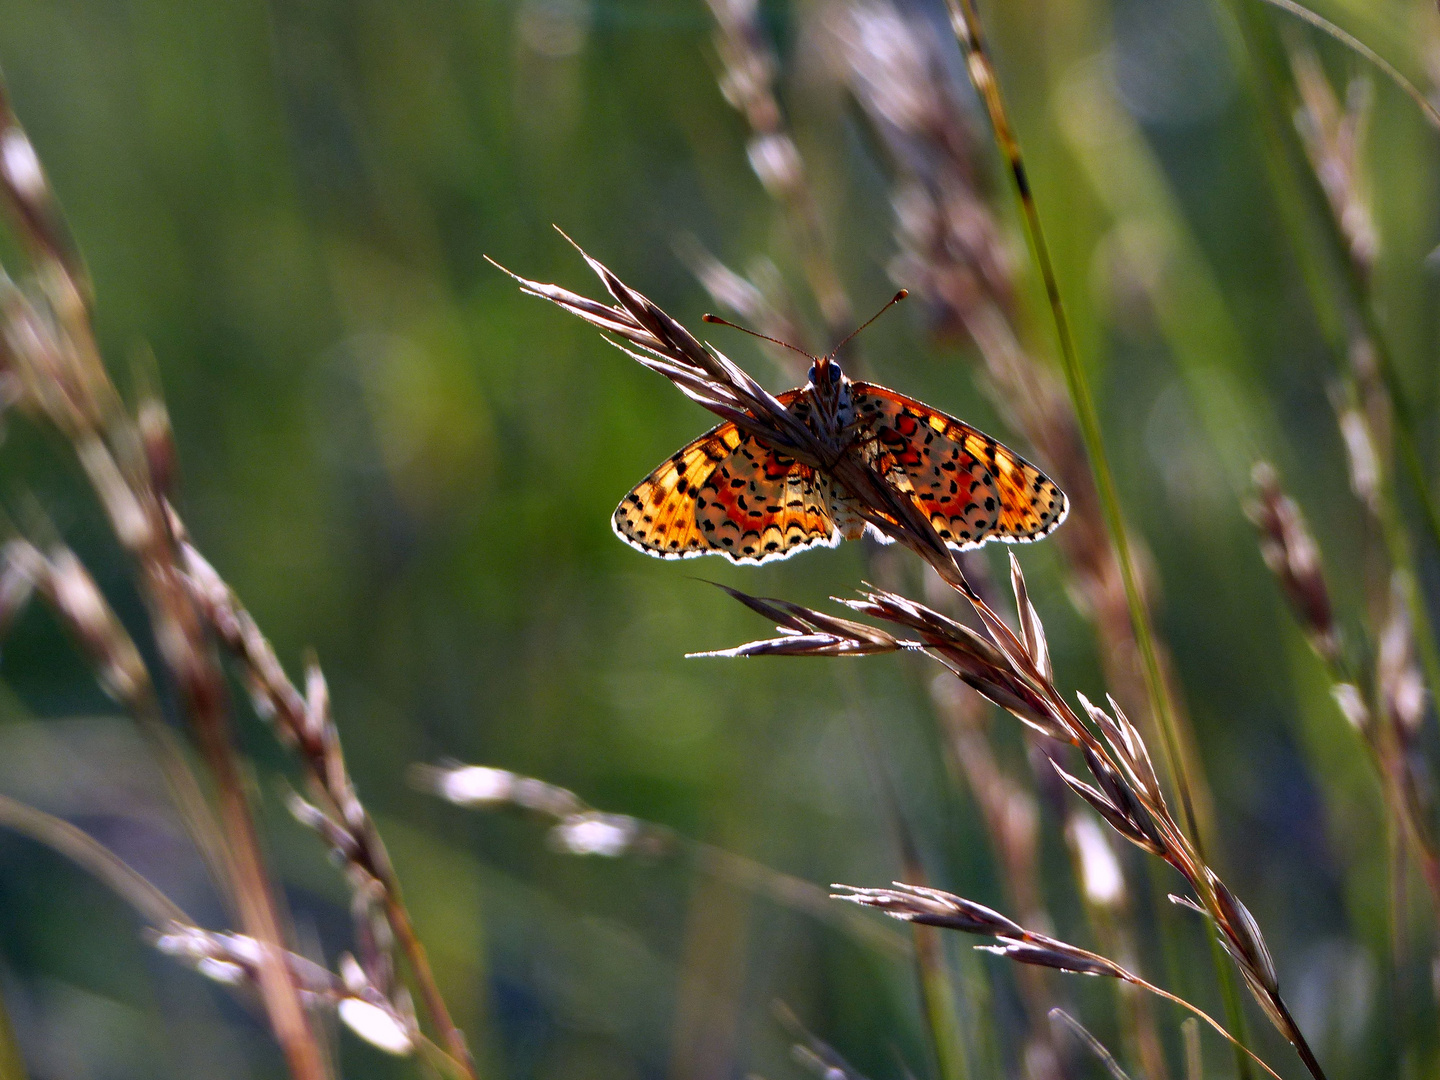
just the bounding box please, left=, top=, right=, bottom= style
left=832, top=882, right=1026, bottom=938
left=1379, top=574, right=1428, bottom=740
left=1248, top=462, right=1338, bottom=662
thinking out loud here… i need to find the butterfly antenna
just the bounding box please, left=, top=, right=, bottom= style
left=829, top=290, right=908, bottom=358
left=702, top=313, right=818, bottom=362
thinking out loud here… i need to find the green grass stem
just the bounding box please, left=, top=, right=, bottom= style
left=915, top=926, right=973, bottom=1080
left=939, top=1, right=1276, bottom=1074
left=938, top=0, right=1200, bottom=849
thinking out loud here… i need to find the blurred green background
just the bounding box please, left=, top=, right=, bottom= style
left=0, top=0, right=1437, bottom=1075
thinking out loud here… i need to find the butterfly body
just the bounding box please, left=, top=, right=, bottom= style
left=613, top=358, right=1067, bottom=565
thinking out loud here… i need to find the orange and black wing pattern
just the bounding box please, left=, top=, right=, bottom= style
left=613, top=397, right=839, bottom=565
left=850, top=382, right=1067, bottom=549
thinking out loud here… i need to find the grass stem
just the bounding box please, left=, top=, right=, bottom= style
left=937, top=3, right=1274, bottom=1075
left=914, top=925, right=972, bottom=1080
left=939, top=0, right=1200, bottom=846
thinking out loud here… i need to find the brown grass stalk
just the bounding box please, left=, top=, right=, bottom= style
left=702, top=0, right=854, bottom=341
left=825, top=8, right=1254, bottom=1064
left=697, top=15, right=1169, bottom=1057
left=0, top=537, right=235, bottom=898
left=825, top=0, right=1213, bottom=847
left=170, top=518, right=478, bottom=1075
left=1249, top=462, right=1440, bottom=915
left=0, top=787, right=427, bottom=1060
left=692, top=16, right=1070, bottom=1069
left=0, top=90, right=328, bottom=1079
left=715, top=567, right=1323, bottom=1077
left=915, top=558, right=1164, bottom=1079
left=0, top=78, right=474, bottom=1078
left=917, top=556, right=1167, bottom=1080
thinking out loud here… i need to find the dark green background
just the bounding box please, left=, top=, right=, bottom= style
left=0, top=0, right=1435, bottom=1075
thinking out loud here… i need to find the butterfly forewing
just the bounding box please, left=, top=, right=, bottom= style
left=850, top=383, right=1068, bottom=548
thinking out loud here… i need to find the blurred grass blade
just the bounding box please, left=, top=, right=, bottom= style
left=0, top=792, right=193, bottom=928
left=1211, top=0, right=1440, bottom=709
left=1184, top=1018, right=1203, bottom=1080
left=1252, top=0, right=1440, bottom=131
left=0, top=990, right=26, bottom=1080
left=1049, top=1008, right=1131, bottom=1080
left=855, top=719, right=971, bottom=1080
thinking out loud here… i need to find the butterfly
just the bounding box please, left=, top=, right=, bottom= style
left=613, top=303, right=1068, bottom=565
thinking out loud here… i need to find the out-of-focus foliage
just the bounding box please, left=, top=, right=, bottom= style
left=0, top=0, right=1436, bottom=1076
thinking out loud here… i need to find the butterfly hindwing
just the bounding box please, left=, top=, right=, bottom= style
left=613, top=396, right=840, bottom=565
left=850, top=382, right=1068, bottom=548
left=613, top=426, right=735, bottom=559
left=695, top=435, right=839, bottom=562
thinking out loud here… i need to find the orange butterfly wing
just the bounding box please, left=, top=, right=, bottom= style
left=850, top=383, right=1068, bottom=549
left=612, top=391, right=841, bottom=565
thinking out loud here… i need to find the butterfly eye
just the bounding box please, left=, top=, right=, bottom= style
left=828, top=364, right=841, bottom=384
left=807, top=364, right=817, bottom=385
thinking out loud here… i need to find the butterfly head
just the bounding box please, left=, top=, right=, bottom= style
left=806, top=356, right=850, bottom=424
left=702, top=290, right=904, bottom=433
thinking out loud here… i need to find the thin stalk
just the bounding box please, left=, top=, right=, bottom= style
left=377, top=870, right=476, bottom=1076
left=77, top=438, right=329, bottom=1080
left=937, top=3, right=1266, bottom=1075
left=1270, top=997, right=1328, bottom=1080
left=1051, top=1008, right=1132, bottom=1080
left=173, top=535, right=478, bottom=1078
left=417, top=1036, right=482, bottom=1080
left=697, top=10, right=984, bottom=1065
left=0, top=792, right=193, bottom=929
left=939, top=0, right=1198, bottom=845
left=1218, top=0, right=1440, bottom=974
left=1253, top=0, right=1440, bottom=133
left=193, top=697, right=329, bottom=1080
left=307, top=748, right=477, bottom=1074
left=1205, top=929, right=1256, bottom=1080
left=839, top=883, right=1286, bottom=1080
left=689, top=844, right=909, bottom=956
left=915, top=925, right=972, bottom=1080
left=1239, top=0, right=1440, bottom=519
left=1215, top=0, right=1440, bottom=943
left=1126, top=974, right=1283, bottom=1080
